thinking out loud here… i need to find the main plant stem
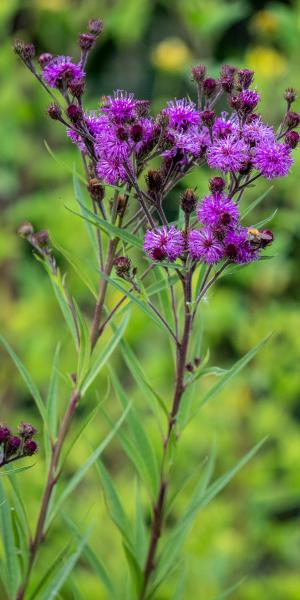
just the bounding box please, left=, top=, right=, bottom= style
left=16, top=389, right=80, bottom=600
left=140, top=272, right=192, bottom=599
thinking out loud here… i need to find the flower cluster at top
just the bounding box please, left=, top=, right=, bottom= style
left=144, top=182, right=274, bottom=266
left=14, top=19, right=298, bottom=269
left=0, top=422, right=38, bottom=468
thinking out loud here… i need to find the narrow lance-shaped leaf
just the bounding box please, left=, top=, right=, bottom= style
left=0, top=480, right=21, bottom=597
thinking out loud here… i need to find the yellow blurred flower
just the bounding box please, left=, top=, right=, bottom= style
left=251, top=10, right=279, bottom=35
left=246, top=46, right=287, bottom=78
left=151, top=37, right=191, bottom=73
left=35, top=0, right=69, bottom=9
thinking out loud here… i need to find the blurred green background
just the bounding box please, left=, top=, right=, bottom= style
left=1, top=0, right=300, bottom=598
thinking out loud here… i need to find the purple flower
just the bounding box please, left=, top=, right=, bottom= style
left=102, top=90, right=137, bottom=123
left=242, top=117, right=275, bottom=145
left=238, top=89, right=260, bottom=111
left=213, top=115, right=236, bottom=139
left=43, top=56, right=84, bottom=88
left=223, top=228, right=256, bottom=263
left=207, top=135, right=250, bottom=173
left=253, top=141, right=293, bottom=179
left=144, top=226, right=185, bottom=262
left=188, top=228, right=224, bottom=264
left=164, top=99, right=200, bottom=130
left=96, top=156, right=129, bottom=185
left=197, top=193, right=239, bottom=230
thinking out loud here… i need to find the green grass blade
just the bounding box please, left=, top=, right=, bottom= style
left=97, top=461, right=133, bottom=550
left=47, top=344, right=61, bottom=440
left=0, top=480, right=21, bottom=597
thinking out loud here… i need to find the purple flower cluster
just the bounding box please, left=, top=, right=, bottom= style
left=43, top=55, right=85, bottom=89
left=0, top=422, right=38, bottom=467
left=144, top=187, right=273, bottom=266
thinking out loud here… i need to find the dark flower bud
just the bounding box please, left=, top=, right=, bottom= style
left=47, top=103, right=62, bottom=120
left=79, top=33, right=96, bottom=50
left=130, top=123, right=143, bottom=142
left=113, top=256, right=131, bottom=278
left=229, top=95, right=241, bottom=111
left=38, top=53, right=53, bottom=68
left=88, top=19, right=104, bottom=35
left=260, top=229, right=274, bottom=248
left=238, top=69, right=254, bottom=89
left=185, top=362, right=194, bottom=373
left=209, top=176, right=225, bottom=193
left=67, top=104, right=83, bottom=124
left=6, top=436, right=21, bottom=456
left=191, top=64, right=206, bottom=84
left=181, top=189, right=197, bottom=214
left=201, top=110, right=215, bottom=127
left=116, top=125, right=129, bottom=141
left=135, top=99, right=150, bottom=118
left=17, top=222, right=34, bottom=237
left=14, top=40, right=35, bottom=61
left=18, top=422, right=37, bottom=439
left=145, top=170, right=163, bottom=192
left=285, top=130, right=300, bottom=148
left=0, top=425, right=11, bottom=443
left=32, top=230, right=49, bottom=248
left=23, top=439, right=38, bottom=456
left=68, top=78, right=85, bottom=98
left=87, top=179, right=105, bottom=203
left=220, top=64, right=236, bottom=93
left=286, top=111, right=300, bottom=129
left=284, top=88, right=297, bottom=106
left=117, top=194, right=127, bottom=215
left=194, top=357, right=201, bottom=367
left=203, top=78, right=218, bottom=98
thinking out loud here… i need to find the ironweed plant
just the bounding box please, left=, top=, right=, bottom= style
left=1, top=16, right=298, bottom=600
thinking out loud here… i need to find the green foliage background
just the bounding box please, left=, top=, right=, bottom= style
left=1, top=0, right=300, bottom=598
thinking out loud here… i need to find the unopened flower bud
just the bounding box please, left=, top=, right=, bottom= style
left=145, top=170, right=163, bottom=192
left=79, top=33, right=96, bottom=51
left=87, top=179, right=105, bottom=203
left=113, top=256, right=131, bottom=278
left=23, top=439, right=38, bottom=456
left=238, top=69, right=254, bottom=89
left=220, top=64, right=236, bottom=93
left=0, top=425, right=11, bottom=443
left=135, top=99, right=150, bottom=117
left=18, top=422, right=37, bottom=439
left=67, top=104, right=83, bottom=124
left=88, top=19, right=103, bottom=35
left=191, top=64, right=206, bottom=84
left=68, top=78, right=85, bottom=98
left=32, top=230, right=49, bottom=248
left=203, top=78, right=218, bottom=98
left=14, top=40, right=35, bottom=61
left=130, top=123, right=143, bottom=142
left=181, top=189, right=197, bottom=214
left=201, top=109, right=215, bottom=127
left=47, top=103, right=62, bottom=120
left=117, top=194, right=127, bottom=215
left=285, top=130, right=300, bottom=148
left=286, top=111, right=300, bottom=129
left=6, top=436, right=21, bottom=457
left=17, top=222, right=34, bottom=237
left=38, top=53, right=53, bottom=68
left=284, top=88, right=297, bottom=106
left=209, top=176, right=225, bottom=193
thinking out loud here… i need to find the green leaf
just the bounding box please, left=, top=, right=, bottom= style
left=241, top=186, right=273, bottom=220
left=63, top=515, right=117, bottom=599
left=213, top=577, right=247, bottom=599
left=0, top=480, right=21, bottom=597
left=109, top=368, right=160, bottom=496
left=45, top=405, right=130, bottom=531
left=134, top=481, right=148, bottom=569
left=28, top=543, right=71, bottom=600
left=47, top=344, right=61, bottom=440
left=81, top=312, right=130, bottom=396
left=52, top=237, right=97, bottom=300
left=42, top=261, right=79, bottom=349
left=190, top=334, right=272, bottom=419
left=97, top=461, right=133, bottom=550
left=75, top=302, right=91, bottom=388
left=67, top=202, right=143, bottom=249
left=72, top=171, right=98, bottom=257
left=0, top=336, right=47, bottom=425
left=253, top=208, right=277, bottom=230
left=38, top=527, right=91, bottom=600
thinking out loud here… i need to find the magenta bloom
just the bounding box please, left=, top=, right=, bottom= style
left=164, top=99, right=200, bottom=130
left=238, top=89, right=260, bottom=111
left=43, top=56, right=84, bottom=88
left=242, top=117, right=275, bottom=145
left=197, top=193, right=239, bottom=230
left=102, top=90, right=137, bottom=123
left=213, top=115, right=236, bottom=139
left=207, top=135, right=250, bottom=173
left=144, top=226, right=185, bottom=262
left=96, top=157, right=129, bottom=185
left=223, top=228, right=255, bottom=263
left=253, top=141, right=293, bottom=179
left=188, top=228, right=224, bottom=264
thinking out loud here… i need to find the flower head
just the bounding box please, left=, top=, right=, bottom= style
left=253, top=141, right=293, bottom=179
left=164, top=98, right=200, bottom=130
left=144, top=226, right=185, bottom=261
left=102, top=90, right=137, bottom=123
left=207, top=135, right=250, bottom=173
left=223, top=228, right=256, bottom=263
left=188, top=228, right=224, bottom=264
left=197, top=193, right=239, bottom=230
left=43, top=56, right=84, bottom=88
